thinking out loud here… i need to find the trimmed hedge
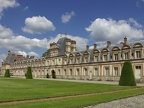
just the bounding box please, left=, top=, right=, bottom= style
left=4, top=69, right=10, bottom=77
left=26, top=67, right=33, bottom=79
left=119, top=61, right=136, bottom=86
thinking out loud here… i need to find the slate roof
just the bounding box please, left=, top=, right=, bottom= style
left=57, top=37, right=67, bottom=56
left=4, top=52, right=17, bottom=64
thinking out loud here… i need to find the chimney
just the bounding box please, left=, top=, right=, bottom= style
left=30, top=56, right=34, bottom=59
left=124, top=36, right=127, bottom=45
left=86, top=45, right=89, bottom=51
left=12, top=54, right=15, bottom=63
left=8, top=50, right=10, bottom=55
left=26, top=55, right=29, bottom=60
left=94, top=43, right=97, bottom=50
left=107, top=41, right=111, bottom=48
left=16, top=55, right=23, bottom=62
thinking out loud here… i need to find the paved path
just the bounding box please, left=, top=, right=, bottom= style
left=85, top=95, right=144, bottom=108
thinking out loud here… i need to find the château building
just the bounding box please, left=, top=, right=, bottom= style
left=1, top=37, right=144, bottom=82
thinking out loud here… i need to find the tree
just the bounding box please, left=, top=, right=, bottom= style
left=4, top=69, right=10, bottom=77
left=119, top=61, right=136, bottom=86
left=42, top=49, right=50, bottom=57
left=51, top=70, right=56, bottom=79
left=26, top=67, right=33, bottom=79
left=46, top=73, right=50, bottom=78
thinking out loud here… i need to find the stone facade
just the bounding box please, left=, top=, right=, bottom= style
left=1, top=37, right=144, bottom=82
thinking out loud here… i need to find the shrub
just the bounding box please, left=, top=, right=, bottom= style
left=26, top=67, right=33, bottom=79
left=46, top=73, right=50, bottom=78
left=51, top=70, right=56, bottom=79
left=4, top=69, right=10, bottom=77
left=119, top=61, right=136, bottom=86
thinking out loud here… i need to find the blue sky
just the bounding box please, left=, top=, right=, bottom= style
left=0, top=0, right=144, bottom=64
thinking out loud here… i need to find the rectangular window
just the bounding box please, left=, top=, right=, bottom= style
left=104, top=55, right=107, bottom=61
left=63, top=69, right=66, bottom=75
left=42, top=70, right=44, bottom=75
left=85, top=57, right=88, bottom=63
left=124, top=52, right=128, bottom=60
left=105, top=68, right=109, bottom=76
left=94, top=68, right=99, bottom=76
left=114, top=54, right=118, bottom=60
left=136, top=66, right=141, bottom=69
left=95, top=56, right=98, bottom=62
left=52, top=60, right=54, bottom=65
left=64, top=60, right=67, bottom=64
left=84, top=68, right=88, bottom=75
left=136, top=51, right=140, bottom=58
left=58, top=70, right=60, bottom=75
left=58, top=59, right=61, bottom=65
left=69, top=69, right=72, bottom=75
left=77, top=58, right=80, bottom=63
left=114, top=67, right=118, bottom=76
left=76, top=69, right=79, bottom=75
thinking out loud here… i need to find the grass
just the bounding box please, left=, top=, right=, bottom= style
left=0, top=77, right=144, bottom=108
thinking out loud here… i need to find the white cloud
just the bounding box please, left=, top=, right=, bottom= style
left=0, top=35, right=49, bottom=51
left=17, top=51, right=39, bottom=57
left=128, top=18, right=142, bottom=28
left=22, top=16, right=56, bottom=34
left=23, top=6, right=28, bottom=11
left=0, top=24, right=88, bottom=52
left=136, top=0, right=144, bottom=7
left=0, top=0, right=19, bottom=19
left=61, top=11, right=75, bottom=23
left=17, top=51, right=27, bottom=56
left=0, top=54, right=7, bottom=66
left=86, top=18, right=144, bottom=44
left=0, top=24, right=49, bottom=50
left=0, top=25, right=14, bottom=39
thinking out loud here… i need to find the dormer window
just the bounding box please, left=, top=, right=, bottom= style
left=69, top=59, right=73, bottom=64
left=114, top=54, right=118, bottom=60
left=94, top=56, right=98, bottom=62
left=124, top=52, right=128, bottom=60
left=77, top=58, right=80, bottom=63
left=85, top=57, right=88, bottom=63
left=136, top=51, right=140, bottom=58
left=104, top=55, right=107, bottom=61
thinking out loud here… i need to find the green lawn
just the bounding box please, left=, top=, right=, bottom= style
left=0, top=77, right=144, bottom=108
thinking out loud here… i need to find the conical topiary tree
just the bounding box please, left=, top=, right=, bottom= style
left=51, top=70, right=56, bottom=79
left=46, top=73, right=50, bottom=78
left=4, top=69, right=10, bottom=77
left=26, top=67, right=33, bottom=79
left=119, top=61, right=136, bottom=86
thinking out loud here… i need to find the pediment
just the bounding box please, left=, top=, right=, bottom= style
left=83, top=51, right=89, bottom=55
left=69, top=53, right=74, bottom=57
left=93, top=49, right=100, bottom=54
left=102, top=48, right=108, bottom=52
left=122, top=45, right=131, bottom=50
left=133, top=43, right=143, bottom=48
